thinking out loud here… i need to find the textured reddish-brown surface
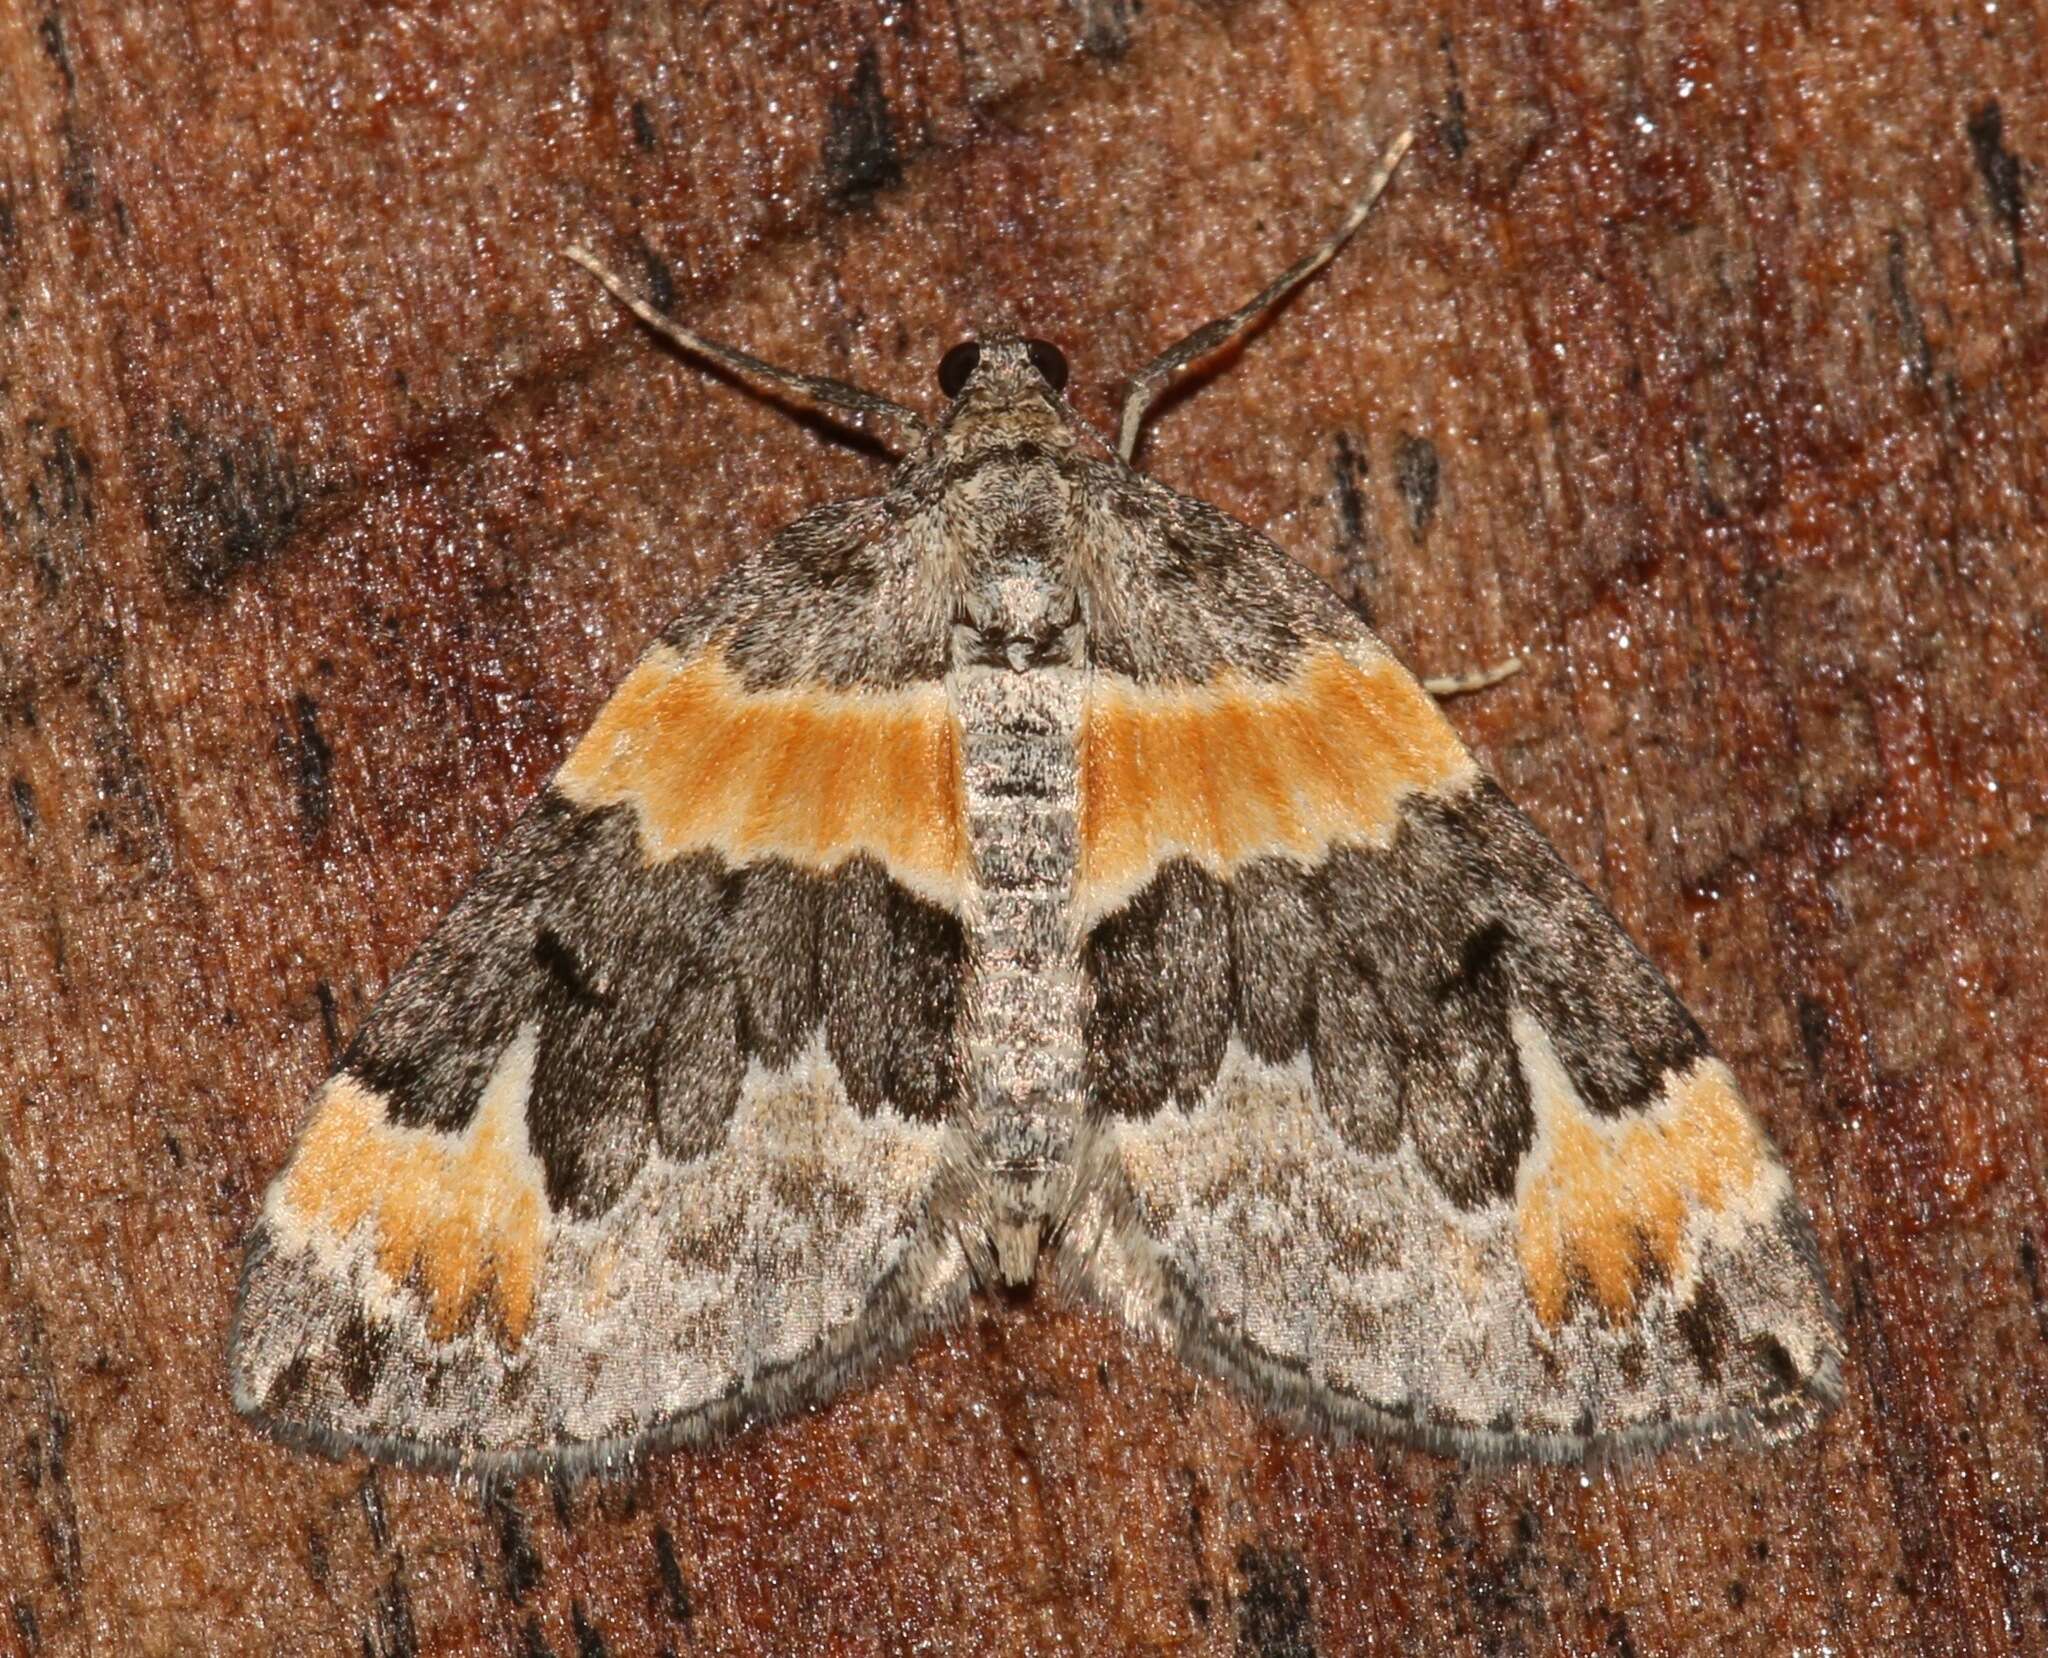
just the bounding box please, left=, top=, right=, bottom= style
left=3, top=1, right=2045, bottom=1653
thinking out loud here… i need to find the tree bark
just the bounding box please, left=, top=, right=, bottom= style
left=2, top=1, right=2044, bottom=1652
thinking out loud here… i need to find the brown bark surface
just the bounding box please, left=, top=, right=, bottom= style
left=3, top=1, right=2045, bottom=1652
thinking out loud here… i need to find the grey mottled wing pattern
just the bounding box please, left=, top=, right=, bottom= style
left=231, top=498, right=980, bottom=1477
left=1056, top=465, right=1843, bottom=1459
left=232, top=314, right=1839, bottom=1474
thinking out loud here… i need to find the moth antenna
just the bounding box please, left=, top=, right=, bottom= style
left=1116, top=127, right=1415, bottom=463
left=564, top=246, right=931, bottom=450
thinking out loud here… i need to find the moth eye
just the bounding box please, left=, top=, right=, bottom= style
left=1025, top=339, right=1069, bottom=392
left=937, top=341, right=982, bottom=398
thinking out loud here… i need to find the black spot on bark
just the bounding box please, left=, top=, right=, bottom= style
left=11, top=776, right=37, bottom=836
left=1077, top=0, right=1133, bottom=58
left=1327, top=432, right=1379, bottom=621
left=1689, top=435, right=1730, bottom=521
left=16, top=1373, right=77, bottom=1595
left=280, top=693, right=332, bottom=834
left=630, top=98, right=658, bottom=151
left=1394, top=431, right=1439, bottom=540
left=823, top=47, right=901, bottom=203
left=1235, top=1545, right=1316, bottom=1658
left=360, top=1471, right=390, bottom=1549
left=1439, top=32, right=1470, bottom=159
left=11, top=1601, right=37, bottom=1653
left=653, top=1526, right=694, bottom=1623
left=365, top=1568, right=418, bottom=1658
left=75, top=651, right=171, bottom=878
left=38, top=9, right=74, bottom=93
left=1331, top=431, right=1367, bottom=547
left=22, top=423, right=95, bottom=592
left=1886, top=229, right=1933, bottom=386
left=154, top=416, right=307, bottom=593
left=493, top=1492, right=545, bottom=1604
left=2018, top=1230, right=2048, bottom=1346
left=1967, top=100, right=2026, bottom=279
left=39, top=427, right=91, bottom=515
left=1795, top=993, right=1831, bottom=1071
left=635, top=239, right=677, bottom=315
left=315, top=979, right=343, bottom=1057
left=60, top=124, right=97, bottom=217
left=571, top=1601, right=609, bottom=1658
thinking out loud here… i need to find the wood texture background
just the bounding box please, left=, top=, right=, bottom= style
left=3, top=1, right=2045, bottom=1652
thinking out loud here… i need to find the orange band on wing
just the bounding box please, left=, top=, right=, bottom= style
left=1076, top=645, right=1475, bottom=923
left=1512, top=1016, right=1785, bottom=1330
left=275, top=1037, right=548, bottom=1347
left=556, top=645, right=970, bottom=909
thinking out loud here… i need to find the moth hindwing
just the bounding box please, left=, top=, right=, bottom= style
left=232, top=135, right=1840, bottom=1476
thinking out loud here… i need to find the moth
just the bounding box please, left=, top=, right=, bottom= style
left=231, top=132, right=1842, bottom=1476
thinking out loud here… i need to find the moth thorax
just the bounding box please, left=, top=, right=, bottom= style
left=957, top=568, right=1082, bottom=671
left=941, top=452, right=1078, bottom=665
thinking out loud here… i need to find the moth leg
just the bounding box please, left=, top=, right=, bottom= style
left=1423, top=656, right=1523, bottom=698
left=1116, top=127, right=1414, bottom=462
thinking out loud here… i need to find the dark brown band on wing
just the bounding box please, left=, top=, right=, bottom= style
left=339, top=795, right=965, bottom=1227
left=1083, top=783, right=1713, bottom=1214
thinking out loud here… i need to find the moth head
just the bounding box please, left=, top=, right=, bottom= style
left=935, top=337, right=1067, bottom=398
left=932, top=337, right=1076, bottom=454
